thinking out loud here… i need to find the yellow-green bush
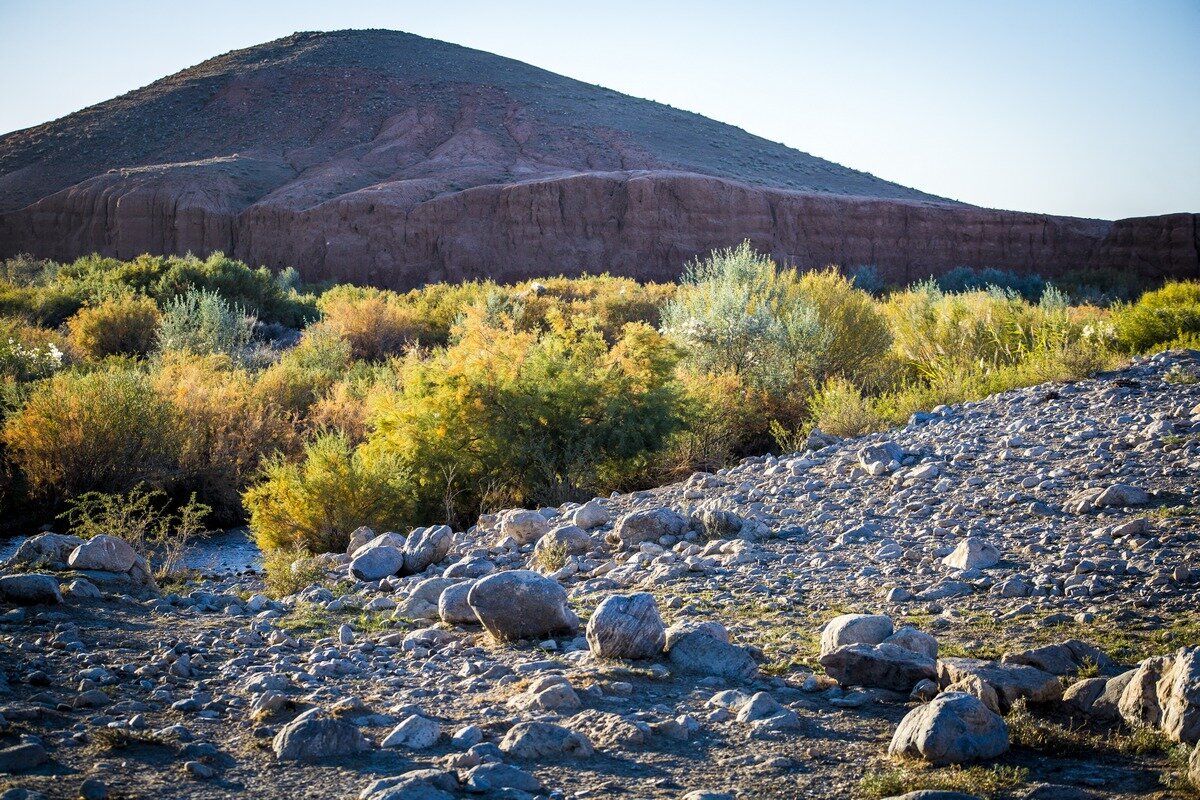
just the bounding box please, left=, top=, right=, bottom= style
left=66, top=294, right=160, bottom=360
left=153, top=354, right=297, bottom=519
left=366, top=311, right=683, bottom=522
left=2, top=367, right=179, bottom=497
left=254, top=327, right=353, bottom=416
left=1112, top=280, right=1200, bottom=354
left=244, top=431, right=412, bottom=553
left=797, top=268, right=893, bottom=385
left=313, top=285, right=428, bottom=361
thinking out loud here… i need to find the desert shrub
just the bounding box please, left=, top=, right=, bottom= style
left=308, top=366, right=398, bottom=444
left=244, top=431, right=411, bottom=554
left=797, top=268, right=893, bottom=384
left=1112, top=280, right=1200, bottom=354
left=313, top=285, right=426, bottom=360
left=262, top=547, right=329, bottom=598
left=254, top=327, right=353, bottom=416
left=57, top=484, right=209, bottom=576
left=157, top=288, right=255, bottom=359
left=935, top=265, right=1047, bottom=301
left=0, top=318, right=65, bottom=381
left=66, top=294, right=160, bottom=360
left=153, top=354, right=297, bottom=519
left=151, top=252, right=314, bottom=326
left=661, top=242, right=829, bottom=394
left=3, top=368, right=179, bottom=498
left=656, top=369, right=770, bottom=478
left=368, top=313, right=683, bottom=521
left=807, top=376, right=889, bottom=438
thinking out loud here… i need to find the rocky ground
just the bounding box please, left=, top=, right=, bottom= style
left=1, top=349, right=1199, bottom=800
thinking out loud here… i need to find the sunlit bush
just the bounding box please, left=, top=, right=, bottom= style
left=797, top=268, right=893, bottom=385
left=244, top=431, right=412, bottom=553
left=661, top=242, right=828, bottom=394
left=367, top=312, right=683, bottom=522
left=2, top=368, right=179, bottom=497
left=254, top=326, right=353, bottom=416
left=66, top=294, right=160, bottom=360
left=0, top=318, right=66, bottom=381
left=1112, top=280, right=1200, bottom=354
left=313, top=285, right=426, bottom=360
left=153, top=354, right=296, bottom=519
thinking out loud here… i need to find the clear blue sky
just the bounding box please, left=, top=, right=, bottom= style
left=1, top=0, right=1197, bottom=220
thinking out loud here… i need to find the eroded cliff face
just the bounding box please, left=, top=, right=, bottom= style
left=1, top=30, right=1196, bottom=285
left=3, top=171, right=1195, bottom=289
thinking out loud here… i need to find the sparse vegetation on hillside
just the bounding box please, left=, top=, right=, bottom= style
left=0, top=246, right=1193, bottom=545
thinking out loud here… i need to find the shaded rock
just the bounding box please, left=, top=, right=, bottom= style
left=586, top=592, right=665, bottom=660
left=820, top=642, right=937, bottom=691
left=888, top=691, right=1009, bottom=765
left=360, top=769, right=458, bottom=800
left=499, top=721, right=593, bottom=759
left=607, top=508, right=688, bottom=550
left=401, top=525, right=452, bottom=575
left=349, top=546, right=404, bottom=582
left=463, top=762, right=541, bottom=793
left=1002, top=640, right=1114, bottom=676
left=345, top=526, right=374, bottom=556
left=466, top=570, right=578, bottom=641
left=437, top=580, right=478, bottom=625
left=4, top=532, right=83, bottom=570
left=396, top=577, right=456, bottom=620
left=0, top=574, right=62, bottom=606
left=0, top=742, right=48, bottom=772
left=442, top=557, right=495, bottom=580
left=1189, top=740, right=1200, bottom=790
left=858, top=441, right=904, bottom=475
left=820, top=613, right=893, bottom=656
left=665, top=621, right=758, bottom=680
left=68, top=535, right=137, bottom=572
left=937, top=658, right=1063, bottom=711
left=1062, top=677, right=1108, bottom=717
left=272, top=715, right=371, bottom=761
left=352, top=532, right=406, bottom=559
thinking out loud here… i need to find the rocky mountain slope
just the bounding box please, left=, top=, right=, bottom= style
left=1, top=30, right=1196, bottom=287
left=1, top=350, right=1199, bottom=798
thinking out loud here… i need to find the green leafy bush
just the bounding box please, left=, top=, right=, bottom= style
left=244, top=431, right=411, bottom=554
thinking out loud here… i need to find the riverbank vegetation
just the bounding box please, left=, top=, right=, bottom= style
left=0, top=247, right=1195, bottom=554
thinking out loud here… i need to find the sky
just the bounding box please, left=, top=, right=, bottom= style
left=1, top=0, right=1197, bottom=220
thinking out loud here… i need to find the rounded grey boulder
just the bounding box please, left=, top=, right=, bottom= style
left=466, top=570, right=578, bottom=641
left=0, top=573, right=62, bottom=605
left=272, top=714, right=371, bottom=761
left=586, top=592, right=665, bottom=660
left=888, top=691, right=1009, bottom=765
left=819, top=613, right=894, bottom=656
left=68, top=534, right=137, bottom=572
left=348, top=545, right=405, bottom=582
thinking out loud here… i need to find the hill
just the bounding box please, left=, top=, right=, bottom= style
left=0, top=30, right=1196, bottom=286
